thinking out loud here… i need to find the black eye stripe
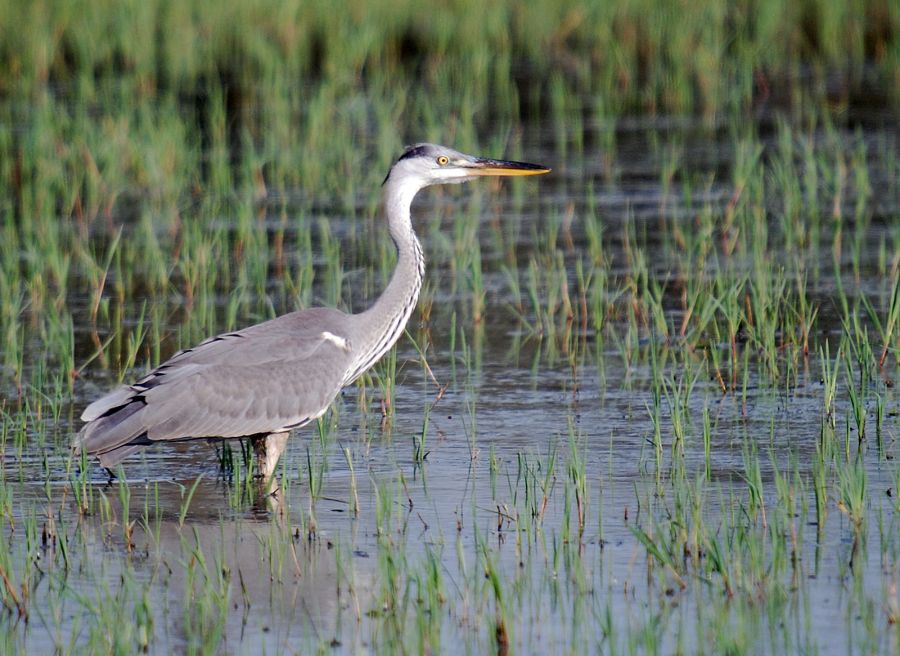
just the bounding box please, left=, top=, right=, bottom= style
left=398, top=145, right=430, bottom=161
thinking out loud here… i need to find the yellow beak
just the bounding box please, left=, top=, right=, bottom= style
left=468, top=157, right=551, bottom=176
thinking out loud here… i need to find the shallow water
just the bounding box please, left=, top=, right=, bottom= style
left=2, top=113, right=899, bottom=653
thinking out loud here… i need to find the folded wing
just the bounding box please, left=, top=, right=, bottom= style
left=75, top=308, right=354, bottom=466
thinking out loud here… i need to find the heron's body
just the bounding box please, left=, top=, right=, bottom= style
left=75, top=144, right=548, bottom=473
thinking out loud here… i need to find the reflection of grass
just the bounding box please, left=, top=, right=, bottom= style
left=0, top=1, right=898, bottom=653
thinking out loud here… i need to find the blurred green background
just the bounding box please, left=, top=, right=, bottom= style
left=1, top=0, right=896, bottom=214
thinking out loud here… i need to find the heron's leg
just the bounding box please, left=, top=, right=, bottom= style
left=251, top=431, right=289, bottom=482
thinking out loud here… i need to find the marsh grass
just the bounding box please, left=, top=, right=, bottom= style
left=0, top=1, right=898, bottom=653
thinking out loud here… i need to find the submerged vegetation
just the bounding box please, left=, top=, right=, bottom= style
left=0, top=0, right=898, bottom=653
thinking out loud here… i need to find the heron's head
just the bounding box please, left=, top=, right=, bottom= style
left=384, top=143, right=550, bottom=189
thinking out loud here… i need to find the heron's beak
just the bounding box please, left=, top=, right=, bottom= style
left=468, top=157, right=551, bottom=177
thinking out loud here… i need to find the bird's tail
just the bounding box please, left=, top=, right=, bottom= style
left=74, top=400, right=150, bottom=467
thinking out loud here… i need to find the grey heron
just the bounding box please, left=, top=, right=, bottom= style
left=75, top=143, right=549, bottom=478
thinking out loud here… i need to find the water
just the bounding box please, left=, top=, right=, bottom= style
left=2, top=113, right=899, bottom=654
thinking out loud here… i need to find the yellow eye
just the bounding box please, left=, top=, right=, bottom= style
left=437, top=156, right=449, bottom=165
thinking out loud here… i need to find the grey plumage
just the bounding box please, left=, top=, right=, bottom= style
left=75, top=144, right=549, bottom=470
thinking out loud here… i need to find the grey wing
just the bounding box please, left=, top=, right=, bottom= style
left=75, top=309, right=354, bottom=465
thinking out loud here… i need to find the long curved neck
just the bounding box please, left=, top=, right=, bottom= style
left=347, top=175, right=425, bottom=382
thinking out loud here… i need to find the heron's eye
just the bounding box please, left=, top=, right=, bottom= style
left=437, top=156, right=449, bottom=166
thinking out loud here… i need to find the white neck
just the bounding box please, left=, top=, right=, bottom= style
left=346, top=173, right=426, bottom=383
